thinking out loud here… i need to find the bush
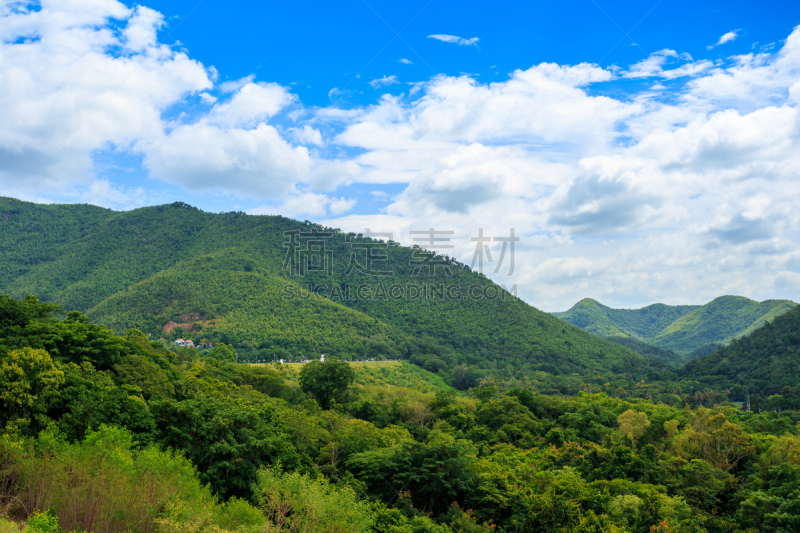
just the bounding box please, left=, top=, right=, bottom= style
left=254, top=466, right=374, bottom=533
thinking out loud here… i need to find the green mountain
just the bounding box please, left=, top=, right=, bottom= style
left=0, top=197, right=663, bottom=385
left=551, top=298, right=698, bottom=339
left=603, top=336, right=685, bottom=367
left=554, top=296, right=797, bottom=356
left=681, top=304, right=800, bottom=400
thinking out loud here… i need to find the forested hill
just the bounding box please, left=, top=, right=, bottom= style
left=553, top=295, right=797, bottom=355
left=6, top=291, right=800, bottom=533
left=0, top=197, right=662, bottom=385
left=681, top=304, right=800, bottom=399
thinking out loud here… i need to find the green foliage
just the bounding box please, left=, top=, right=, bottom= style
left=604, top=336, right=685, bottom=367
left=46, top=361, right=155, bottom=442
left=150, top=396, right=304, bottom=500
left=0, top=197, right=662, bottom=385
left=254, top=466, right=374, bottom=532
left=555, top=295, right=797, bottom=355
left=617, top=410, right=650, bottom=449
left=208, top=344, right=237, bottom=363
left=24, top=512, right=60, bottom=533
left=113, top=351, right=175, bottom=399
left=347, top=430, right=479, bottom=516
left=1, top=424, right=229, bottom=533
left=4, top=291, right=800, bottom=533
left=681, top=305, right=800, bottom=398
left=0, top=348, right=64, bottom=423
left=299, top=358, right=356, bottom=409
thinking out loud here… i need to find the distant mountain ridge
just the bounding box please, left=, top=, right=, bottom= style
left=553, top=296, right=797, bottom=356
left=680, top=304, right=800, bottom=399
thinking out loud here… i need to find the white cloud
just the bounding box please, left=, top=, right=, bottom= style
left=329, top=196, right=357, bottom=214
left=289, top=125, right=324, bottom=146
left=3, top=3, right=800, bottom=309
left=219, top=75, right=255, bottom=93
left=328, top=87, right=347, bottom=99
left=369, top=75, right=399, bottom=88
left=318, top=26, right=800, bottom=308
left=123, top=6, right=164, bottom=51
left=206, top=82, right=295, bottom=127
left=138, top=121, right=312, bottom=198
left=428, top=34, right=479, bottom=46
left=308, top=159, right=362, bottom=190
left=708, top=30, right=740, bottom=50
left=399, top=58, right=413, bottom=64
left=252, top=192, right=356, bottom=218
left=0, top=1, right=317, bottom=207
left=0, top=0, right=212, bottom=205
left=625, top=49, right=712, bottom=79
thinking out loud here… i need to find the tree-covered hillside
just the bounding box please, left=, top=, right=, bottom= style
left=4, top=294, right=800, bottom=533
left=0, top=197, right=662, bottom=385
left=554, top=295, right=797, bottom=355
left=552, top=298, right=698, bottom=340
left=604, top=337, right=685, bottom=368
left=681, top=304, right=800, bottom=401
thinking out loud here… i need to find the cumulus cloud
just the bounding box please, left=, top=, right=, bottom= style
left=0, top=0, right=212, bottom=204
left=204, top=82, right=295, bottom=127
left=625, top=49, right=712, bottom=79
left=219, top=75, right=256, bottom=93
left=0, top=0, right=314, bottom=206
left=399, top=58, right=413, bottom=64
left=252, top=192, right=357, bottom=218
left=369, top=75, right=399, bottom=88
left=288, top=125, right=324, bottom=146
left=3, top=2, right=800, bottom=310
left=139, top=122, right=311, bottom=197
left=319, top=26, right=800, bottom=308
left=428, top=34, right=479, bottom=46
left=708, top=30, right=740, bottom=50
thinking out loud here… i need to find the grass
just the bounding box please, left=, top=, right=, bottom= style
left=250, top=360, right=402, bottom=371
left=254, top=361, right=453, bottom=394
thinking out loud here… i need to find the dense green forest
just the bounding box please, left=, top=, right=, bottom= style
left=681, top=304, right=800, bottom=402
left=604, top=337, right=685, bottom=368
left=0, top=197, right=662, bottom=386
left=554, top=296, right=797, bottom=356
left=4, top=294, right=800, bottom=533
left=3, top=198, right=800, bottom=532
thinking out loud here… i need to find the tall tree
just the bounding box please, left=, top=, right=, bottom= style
left=299, top=358, right=355, bottom=410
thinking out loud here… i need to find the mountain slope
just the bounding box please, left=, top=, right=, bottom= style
left=0, top=197, right=663, bottom=381
left=603, top=336, right=685, bottom=367
left=89, top=251, right=416, bottom=360
left=554, top=295, right=796, bottom=355
left=652, top=295, right=797, bottom=353
left=551, top=298, right=699, bottom=339
left=680, top=304, right=800, bottom=398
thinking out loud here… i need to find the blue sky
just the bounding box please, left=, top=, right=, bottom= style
left=2, top=0, right=800, bottom=310
left=148, top=0, right=797, bottom=107
left=141, top=0, right=800, bottom=215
